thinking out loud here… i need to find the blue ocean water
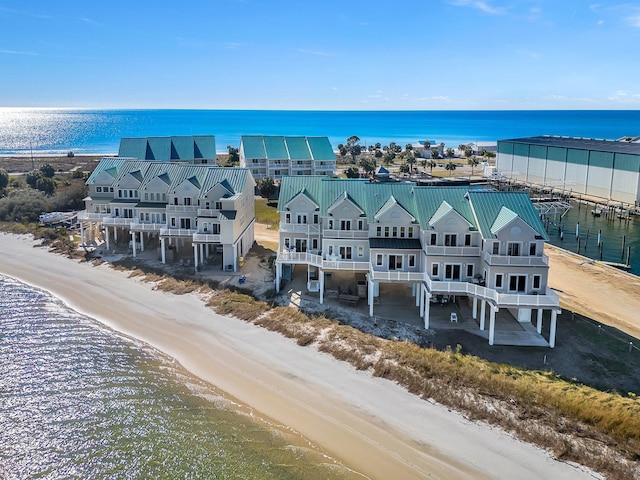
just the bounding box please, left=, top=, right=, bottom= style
left=1, top=108, right=639, bottom=155
left=0, top=274, right=360, bottom=479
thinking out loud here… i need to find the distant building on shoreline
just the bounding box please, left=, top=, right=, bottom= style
left=118, top=136, right=217, bottom=164
left=496, top=136, right=640, bottom=205
left=239, top=135, right=336, bottom=180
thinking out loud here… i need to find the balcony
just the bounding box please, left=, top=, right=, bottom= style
left=313, top=164, right=336, bottom=172
left=77, top=211, right=105, bottom=221
left=197, top=208, right=220, bottom=218
left=483, top=251, right=549, bottom=266
left=277, top=251, right=323, bottom=267
left=424, top=245, right=481, bottom=256
left=166, top=205, right=197, bottom=213
left=323, top=229, right=369, bottom=239
left=193, top=233, right=222, bottom=243
left=130, top=222, right=165, bottom=232
left=369, top=269, right=424, bottom=282
left=279, top=224, right=321, bottom=234
left=425, top=278, right=559, bottom=308
left=160, top=228, right=197, bottom=237
left=322, top=255, right=369, bottom=271
left=103, top=217, right=134, bottom=226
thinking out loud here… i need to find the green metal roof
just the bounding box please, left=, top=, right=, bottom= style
left=240, top=135, right=334, bottom=162
left=467, top=190, right=549, bottom=240
left=117, top=136, right=216, bottom=162
left=241, top=135, right=267, bottom=159
left=490, top=207, right=519, bottom=235
left=85, top=158, right=128, bottom=184
left=264, top=136, right=289, bottom=159
left=428, top=201, right=453, bottom=227
left=306, top=137, right=335, bottom=160
left=278, top=177, right=547, bottom=240
left=285, top=137, right=312, bottom=160
left=88, top=159, right=252, bottom=200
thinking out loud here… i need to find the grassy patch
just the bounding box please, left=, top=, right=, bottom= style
left=254, top=197, right=279, bottom=228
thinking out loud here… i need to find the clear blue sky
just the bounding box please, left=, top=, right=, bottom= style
left=1, top=0, right=639, bottom=110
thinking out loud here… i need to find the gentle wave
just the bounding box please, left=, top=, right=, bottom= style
left=0, top=275, right=360, bottom=479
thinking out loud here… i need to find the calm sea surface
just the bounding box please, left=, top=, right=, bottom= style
left=1, top=108, right=639, bottom=155
left=0, top=275, right=360, bottom=479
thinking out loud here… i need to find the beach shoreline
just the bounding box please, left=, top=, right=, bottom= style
left=0, top=232, right=600, bottom=480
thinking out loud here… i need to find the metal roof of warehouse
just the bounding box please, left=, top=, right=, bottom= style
left=500, top=136, right=640, bottom=155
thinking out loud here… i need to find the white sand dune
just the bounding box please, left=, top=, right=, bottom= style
left=0, top=233, right=598, bottom=479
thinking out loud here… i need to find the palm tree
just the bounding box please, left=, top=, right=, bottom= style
left=406, top=152, right=417, bottom=174
left=427, top=159, right=436, bottom=174
left=445, top=161, right=457, bottom=176
left=468, top=157, right=480, bottom=176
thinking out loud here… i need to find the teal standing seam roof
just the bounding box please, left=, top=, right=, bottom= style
left=264, top=136, right=289, bottom=159
left=85, top=158, right=129, bottom=184
left=118, top=138, right=148, bottom=159
left=147, top=137, right=172, bottom=161
left=490, top=207, right=519, bottom=235
left=285, top=137, right=312, bottom=160
left=241, top=136, right=267, bottom=159
left=306, top=137, right=335, bottom=160
left=171, top=136, right=194, bottom=160
left=467, top=190, right=548, bottom=240
left=192, top=135, right=216, bottom=159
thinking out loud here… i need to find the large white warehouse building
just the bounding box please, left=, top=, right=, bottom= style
left=496, top=136, right=640, bottom=205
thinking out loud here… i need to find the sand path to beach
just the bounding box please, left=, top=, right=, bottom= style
left=0, top=234, right=596, bottom=479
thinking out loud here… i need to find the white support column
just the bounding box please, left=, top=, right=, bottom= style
left=161, top=237, right=166, bottom=264
left=368, top=278, right=374, bottom=317
left=319, top=270, right=325, bottom=305
left=105, top=227, right=110, bottom=250
left=480, top=299, right=486, bottom=330
left=550, top=309, right=558, bottom=348
left=423, top=293, right=431, bottom=329
left=114, top=227, right=118, bottom=242
left=472, top=297, right=478, bottom=319
left=488, top=306, right=497, bottom=346
left=275, top=263, right=282, bottom=292
left=193, top=243, right=198, bottom=271
left=80, top=221, right=85, bottom=246
left=536, top=309, right=543, bottom=334
left=140, top=232, right=145, bottom=252
left=233, top=245, right=238, bottom=272
left=419, top=284, right=425, bottom=317
left=415, top=283, right=420, bottom=307
left=199, top=244, right=204, bottom=263
left=132, top=231, right=137, bottom=258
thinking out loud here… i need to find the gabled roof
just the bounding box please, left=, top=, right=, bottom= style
left=278, top=177, right=546, bottom=240
left=327, top=191, right=364, bottom=215
left=118, top=136, right=216, bottom=161
left=241, top=136, right=335, bottom=161
left=87, top=159, right=252, bottom=200
left=374, top=195, right=415, bottom=222
left=85, top=158, right=128, bottom=184
left=429, top=200, right=473, bottom=228
left=283, top=187, right=319, bottom=210
left=490, top=207, right=520, bottom=235
left=467, top=190, right=548, bottom=240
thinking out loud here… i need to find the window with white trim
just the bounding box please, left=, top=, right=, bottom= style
left=409, top=254, right=416, bottom=267
left=533, top=275, right=541, bottom=289
left=431, top=263, right=439, bottom=277
left=444, top=234, right=457, bottom=246
left=495, top=274, right=503, bottom=288
left=376, top=254, right=383, bottom=266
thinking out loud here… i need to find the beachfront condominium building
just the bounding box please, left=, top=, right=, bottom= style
left=118, top=135, right=217, bottom=164
left=79, top=158, right=255, bottom=272
left=274, top=176, right=561, bottom=347
left=239, top=135, right=336, bottom=180
left=496, top=136, right=640, bottom=205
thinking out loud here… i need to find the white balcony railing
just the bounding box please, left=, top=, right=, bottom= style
left=482, top=251, right=549, bottom=266
left=323, top=230, right=369, bottom=239
left=166, top=205, right=197, bottom=213
left=160, top=228, right=197, bottom=237
left=426, top=278, right=559, bottom=308
left=322, top=260, right=369, bottom=271
left=278, top=224, right=321, bottom=234
left=103, top=217, right=134, bottom=226
left=277, top=251, right=323, bottom=267
left=197, top=208, right=220, bottom=218
left=77, top=212, right=105, bottom=221
left=424, top=245, right=481, bottom=256
left=130, top=222, right=165, bottom=232
left=192, top=233, right=222, bottom=243
left=369, top=270, right=424, bottom=282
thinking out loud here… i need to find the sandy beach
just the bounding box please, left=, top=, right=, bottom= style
left=0, top=233, right=606, bottom=479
